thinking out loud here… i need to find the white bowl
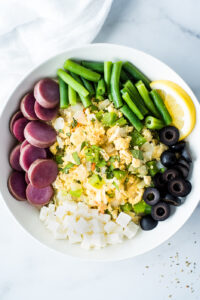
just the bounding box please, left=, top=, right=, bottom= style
left=0, top=43, right=199, bottom=261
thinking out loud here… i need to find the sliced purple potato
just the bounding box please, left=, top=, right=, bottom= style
left=20, top=144, right=47, bottom=172
left=20, top=140, right=29, bottom=152
left=34, top=101, right=58, bottom=121
left=24, top=121, right=57, bottom=148
left=8, top=171, right=27, bottom=201
left=28, top=159, right=58, bottom=188
left=25, top=173, right=30, bottom=184
left=12, top=117, right=29, bottom=142
left=26, top=184, right=53, bottom=206
left=10, top=111, right=23, bottom=134
left=20, top=92, right=38, bottom=120
left=9, top=144, right=23, bottom=171
left=34, top=78, right=59, bottom=109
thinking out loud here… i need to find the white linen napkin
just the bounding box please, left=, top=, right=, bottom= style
left=0, top=0, right=113, bottom=106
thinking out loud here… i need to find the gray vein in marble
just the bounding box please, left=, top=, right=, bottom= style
left=164, top=14, right=200, bottom=40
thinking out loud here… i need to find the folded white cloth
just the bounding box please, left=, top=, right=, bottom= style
left=0, top=0, right=112, bottom=106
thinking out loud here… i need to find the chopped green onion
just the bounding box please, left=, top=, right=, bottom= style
left=114, top=117, right=127, bottom=126
left=96, top=160, right=107, bottom=167
left=146, top=160, right=159, bottom=176
left=81, top=141, right=89, bottom=150
left=113, top=169, right=127, bottom=180
left=90, top=105, right=98, bottom=112
left=133, top=200, right=152, bottom=215
left=69, top=189, right=83, bottom=198
left=113, top=181, right=119, bottom=191
left=62, top=162, right=75, bottom=174
left=88, top=174, right=104, bottom=189
left=72, top=152, right=81, bottom=165
left=131, top=130, right=146, bottom=147
left=55, top=155, right=63, bottom=165
left=102, top=112, right=117, bottom=127
left=95, top=110, right=104, bottom=121
left=71, top=118, right=78, bottom=128
left=121, top=202, right=133, bottom=213
left=131, top=149, right=143, bottom=160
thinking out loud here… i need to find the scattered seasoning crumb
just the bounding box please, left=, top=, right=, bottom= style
left=185, top=261, right=191, bottom=267
left=168, top=295, right=172, bottom=298
left=186, top=285, right=190, bottom=288
left=145, top=266, right=149, bottom=269
left=194, top=241, right=197, bottom=244
left=168, top=242, right=171, bottom=246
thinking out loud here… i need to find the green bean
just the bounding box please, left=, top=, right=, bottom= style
left=70, top=71, right=92, bottom=108
left=96, top=78, right=106, bottom=100
left=57, top=69, right=89, bottom=97
left=104, top=61, right=112, bottom=100
left=120, top=69, right=130, bottom=82
left=64, top=59, right=101, bottom=82
left=111, top=61, right=123, bottom=108
left=123, top=61, right=151, bottom=89
left=58, top=77, right=69, bottom=108
left=145, top=116, right=165, bottom=130
left=68, top=86, right=77, bottom=106
left=81, top=77, right=95, bottom=96
left=120, top=105, right=143, bottom=132
left=82, top=60, right=128, bottom=83
left=122, top=91, right=144, bottom=120
left=150, top=90, right=172, bottom=125
left=123, top=80, right=148, bottom=115
left=82, top=61, right=104, bottom=73
left=135, top=80, right=160, bottom=118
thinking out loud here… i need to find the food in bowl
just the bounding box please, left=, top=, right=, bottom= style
left=8, top=58, right=195, bottom=249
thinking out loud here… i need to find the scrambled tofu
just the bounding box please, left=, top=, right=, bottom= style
left=50, top=102, right=167, bottom=222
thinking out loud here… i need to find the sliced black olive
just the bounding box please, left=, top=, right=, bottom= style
left=143, top=187, right=160, bottom=206
left=163, top=168, right=180, bottom=182
left=161, top=150, right=177, bottom=167
left=163, top=193, right=182, bottom=206
left=159, top=126, right=180, bottom=146
left=175, top=164, right=189, bottom=179
left=181, top=147, right=192, bottom=163
left=153, top=173, right=167, bottom=196
left=168, top=178, right=192, bottom=197
left=151, top=202, right=170, bottom=221
left=140, top=215, right=158, bottom=230
left=178, top=157, right=190, bottom=170
left=170, top=141, right=186, bottom=152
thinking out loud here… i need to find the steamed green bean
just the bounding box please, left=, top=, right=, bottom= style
left=58, top=77, right=69, bottom=108
left=120, top=105, right=143, bottom=132
left=111, top=61, right=123, bottom=108
left=123, top=61, right=151, bottom=89
left=135, top=80, right=160, bottom=118
left=64, top=59, right=101, bottom=82
left=57, top=69, right=89, bottom=97
left=122, top=91, right=144, bottom=120
left=150, top=90, right=172, bottom=125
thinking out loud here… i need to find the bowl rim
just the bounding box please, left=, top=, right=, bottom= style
left=1, top=43, right=200, bottom=261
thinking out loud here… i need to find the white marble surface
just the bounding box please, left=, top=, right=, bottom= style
left=1, top=0, right=200, bottom=299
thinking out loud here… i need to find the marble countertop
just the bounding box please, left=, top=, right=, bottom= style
left=1, top=0, right=200, bottom=299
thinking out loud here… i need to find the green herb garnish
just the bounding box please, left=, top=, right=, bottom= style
left=72, top=152, right=81, bottom=165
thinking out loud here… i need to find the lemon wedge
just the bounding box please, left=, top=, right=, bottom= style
left=150, top=80, right=196, bottom=140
